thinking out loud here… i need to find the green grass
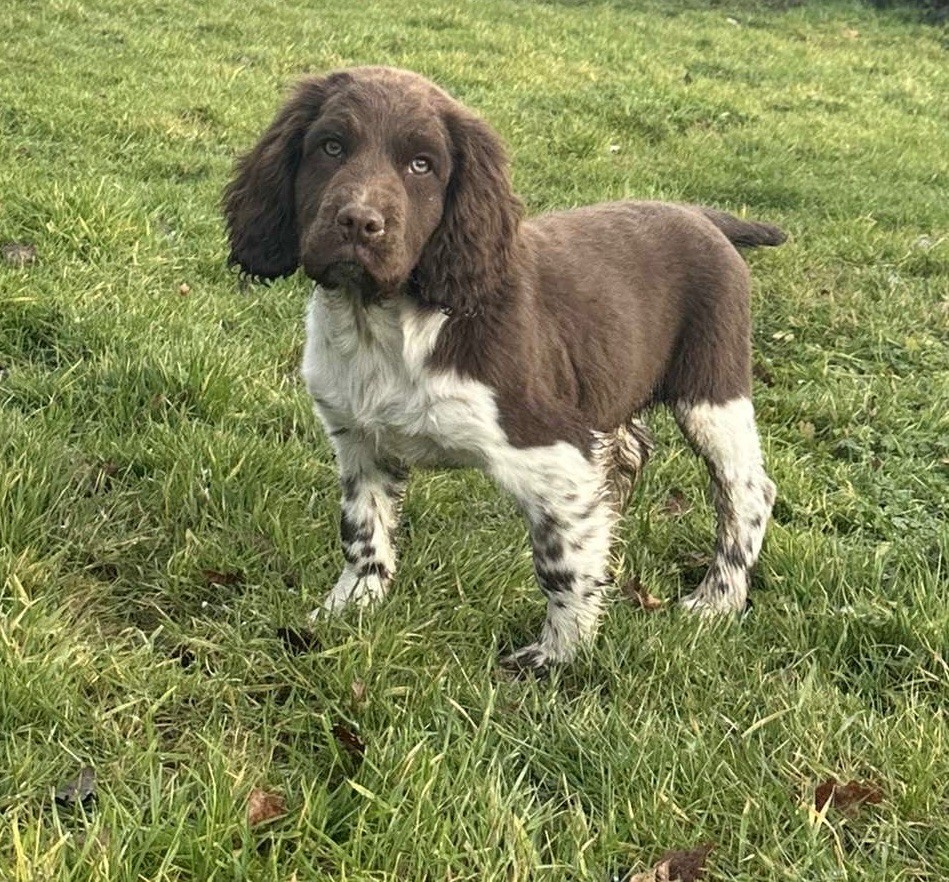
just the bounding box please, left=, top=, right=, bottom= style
left=1, top=0, right=947, bottom=879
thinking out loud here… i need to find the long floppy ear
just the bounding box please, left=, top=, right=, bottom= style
left=411, top=107, right=523, bottom=316
left=222, top=76, right=332, bottom=280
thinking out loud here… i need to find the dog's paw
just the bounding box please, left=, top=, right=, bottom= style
left=679, top=583, right=747, bottom=616
left=499, top=642, right=556, bottom=678
left=310, top=569, right=387, bottom=622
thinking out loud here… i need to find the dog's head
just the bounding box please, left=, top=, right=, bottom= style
left=223, top=67, right=522, bottom=311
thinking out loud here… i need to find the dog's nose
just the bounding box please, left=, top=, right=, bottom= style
left=336, top=203, right=386, bottom=243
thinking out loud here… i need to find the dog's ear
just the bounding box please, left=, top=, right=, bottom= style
left=222, top=76, right=332, bottom=280
left=411, top=107, right=523, bottom=316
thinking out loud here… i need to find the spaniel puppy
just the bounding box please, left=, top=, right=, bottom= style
left=224, top=66, right=785, bottom=672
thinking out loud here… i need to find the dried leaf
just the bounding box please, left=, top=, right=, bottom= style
left=202, top=569, right=243, bottom=587
left=1, top=241, right=38, bottom=267
left=277, top=626, right=320, bottom=655
left=752, top=360, right=775, bottom=387
left=171, top=644, right=195, bottom=669
left=661, top=489, right=692, bottom=518
left=351, top=679, right=367, bottom=707
left=660, top=843, right=714, bottom=881
left=623, top=842, right=714, bottom=882
left=621, top=575, right=664, bottom=611
left=331, top=723, right=366, bottom=760
left=815, top=778, right=882, bottom=815
left=178, top=282, right=191, bottom=296
left=842, top=27, right=859, bottom=39
left=247, top=788, right=286, bottom=827
left=55, top=766, right=96, bottom=808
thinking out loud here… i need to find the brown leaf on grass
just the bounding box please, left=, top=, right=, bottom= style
left=277, top=626, right=321, bottom=655
left=1, top=242, right=38, bottom=267
left=351, top=679, right=367, bottom=708
left=246, top=788, right=286, bottom=827
left=661, top=489, right=692, bottom=518
left=178, top=282, right=191, bottom=296
left=54, top=766, right=97, bottom=808
left=752, top=360, right=775, bottom=387
left=171, top=644, right=196, bottom=669
left=815, top=778, right=882, bottom=815
left=621, top=575, right=664, bottom=612
left=623, top=842, right=714, bottom=882
left=202, top=569, right=243, bottom=587
left=331, top=723, right=366, bottom=761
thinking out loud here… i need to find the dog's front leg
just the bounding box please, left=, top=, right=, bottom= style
left=490, top=447, right=617, bottom=673
left=313, top=434, right=407, bottom=617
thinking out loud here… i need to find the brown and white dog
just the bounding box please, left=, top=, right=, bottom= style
left=223, top=66, right=784, bottom=672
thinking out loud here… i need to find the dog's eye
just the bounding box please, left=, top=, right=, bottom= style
left=323, top=139, right=344, bottom=158
left=408, top=156, right=431, bottom=175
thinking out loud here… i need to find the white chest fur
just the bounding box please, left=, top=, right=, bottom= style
left=300, top=287, right=492, bottom=466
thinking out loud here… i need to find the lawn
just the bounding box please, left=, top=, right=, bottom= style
left=1, top=0, right=947, bottom=879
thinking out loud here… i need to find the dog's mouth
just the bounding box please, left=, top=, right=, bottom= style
left=312, top=259, right=385, bottom=304
left=320, top=259, right=368, bottom=290
left=306, top=238, right=406, bottom=303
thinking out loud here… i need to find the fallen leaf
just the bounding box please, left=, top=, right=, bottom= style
left=752, top=360, right=775, bottom=386
left=331, top=723, right=366, bottom=760
left=55, top=766, right=96, bottom=808
left=351, top=679, right=367, bottom=708
left=621, top=575, right=664, bottom=611
left=277, top=626, right=321, bottom=655
left=661, top=489, right=692, bottom=517
left=842, top=27, right=859, bottom=39
left=1, top=242, right=37, bottom=267
left=202, top=569, right=243, bottom=587
left=659, top=843, right=714, bottom=881
left=247, top=788, right=286, bottom=827
left=171, top=644, right=196, bottom=669
left=178, top=282, right=191, bottom=295
left=815, top=778, right=882, bottom=815
left=623, top=842, right=714, bottom=882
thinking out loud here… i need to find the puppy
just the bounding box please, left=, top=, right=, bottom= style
left=223, top=66, right=784, bottom=671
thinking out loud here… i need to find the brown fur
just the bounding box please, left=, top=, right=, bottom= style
left=223, top=66, right=785, bottom=451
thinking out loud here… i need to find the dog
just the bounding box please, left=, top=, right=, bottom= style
left=223, top=66, right=785, bottom=672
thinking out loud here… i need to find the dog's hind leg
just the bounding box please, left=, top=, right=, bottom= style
left=672, top=398, right=776, bottom=613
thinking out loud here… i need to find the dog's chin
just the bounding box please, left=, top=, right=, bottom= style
left=314, top=260, right=404, bottom=304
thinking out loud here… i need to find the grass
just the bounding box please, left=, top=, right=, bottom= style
left=1, top=0, right=947, bottom=878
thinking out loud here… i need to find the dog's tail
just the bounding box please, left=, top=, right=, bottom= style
left=692, top=206, right=787, bottom=249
